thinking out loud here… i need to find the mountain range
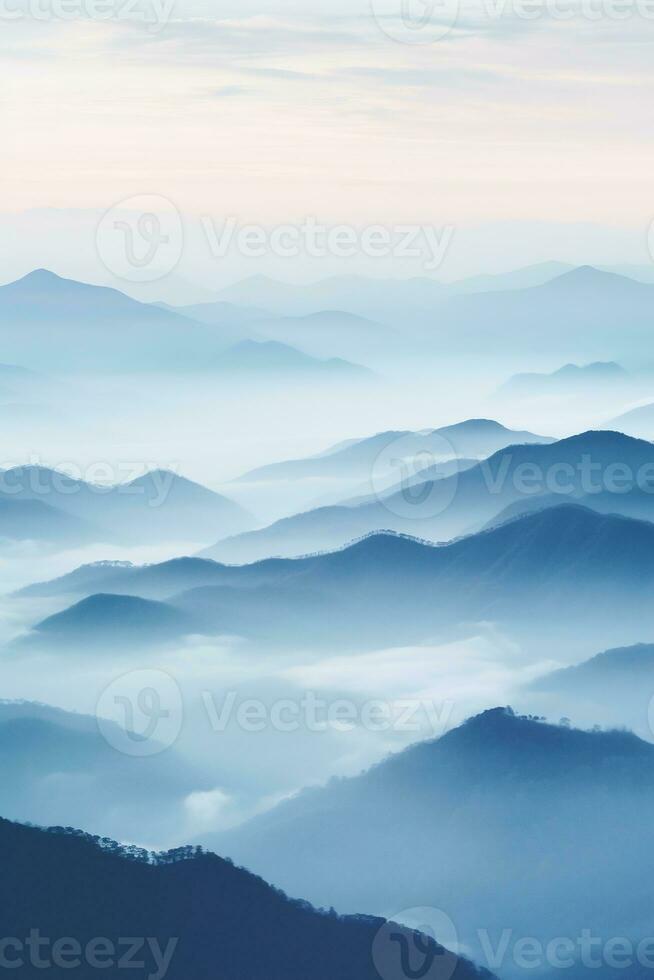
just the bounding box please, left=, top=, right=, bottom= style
left=431, top=267, right=654, bottom=360
left=0, top=270, right=223, bottom=371
left=497, top=361, right=628, bottom=397
left=213, top=267, right=654, bottom=365
left=0, top=466, right=252, bottom=548
left=202, top=707, right=654, bottom=969
left=205, top=429, right=652, bottom=563
left=236, top=419, right=552, bottom=483
left=213, top=263, right=575, bottom=322
left=20, top=504, right=654, bottom=654
left=0, top=816, right=492, bottom=980
left=213, top=340, right=373, bottom=380
left=525, top=642, right=654, bottom=735
left=0, top=700, right=211, bottom=844
left=248, top=310, right=400, bottom=362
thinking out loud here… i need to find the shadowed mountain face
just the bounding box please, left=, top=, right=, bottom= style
left=0, top=466, right=252, bottom=546
left=21, top=505, right=654, bottom=654
left=0, top=817, right=493, bottom=980
left=204, top=430, right=654, bottom=563
left=34, top=594, right=193, bottom=647
left=204, top=709, right=654, bottom=972
left=483, top=484, right=654, bottom=531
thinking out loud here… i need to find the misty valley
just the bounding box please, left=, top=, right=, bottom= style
left=1, top=260, right=654, bottom=979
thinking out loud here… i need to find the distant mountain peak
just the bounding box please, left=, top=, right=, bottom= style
left=18, top=268, right=64, bottom=284
left=547, top=265, right=644, bottom=290
left=555, top=428, right=652, bottom=450
left=440, top=418, right=508, bottom=433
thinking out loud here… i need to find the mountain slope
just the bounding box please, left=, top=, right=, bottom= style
left=0, top=466, right=252, bottom=545
left=498, top=361, right=627, bottom=396
left=525, top=643, right=654, bottom=734
left=24, top=505, right=654, bottom=653
left=0, top=817, right=491, bottom=980
left=0, top=498, right=98, bottom=547
left=533, top=642, right=654, bottom=692
left=251, top=309, right=400, bottom=360
left=236, top=419, right=552, bottom=484
left=204, top=708, right=654, bottom=965
left=34, top=594, right=193, bottom=646
left=435, top=266, right=654, bottom=360
left=0, top=269, right=224, bottom=370
left=206, top=429, right=652, bottom=562
left=0, top=701, right=208, bottom=844
left=213, top=340, right=373, bottom=379
left=608, top=402, right=654, bottom=439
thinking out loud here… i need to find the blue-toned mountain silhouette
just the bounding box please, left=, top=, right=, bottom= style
left=34, top=594, right=193, bottom=647
left=498, top=361, right=627, bottom=396
left=215, top=264, right=572, bottom=321
left=213, top=340, right=374, bottom=380
left=206, top=429, right=653, bottom=562
left=608, top=401, right=654, bottom=439
left=204, top=708, right=654, bottom=969
left=0, top=466, right=252, bottom=546
left=0, top=700, right=209, bottom=843
left=436, top=267, right=654, bottom=360
left=22, top=504, right=654, bottom=653
left=250, top=310, right=400, bottom=361
left=236, top=418, right=552, bottom=483
left=0, top=270, right=226, bottom=370
left=0, top=498, right=98, bottom=548
left=533, top=642, right=654, bottom=693
left=0, top=816, right=493, bottom=980
left=525, top=642, right=654, bottom=733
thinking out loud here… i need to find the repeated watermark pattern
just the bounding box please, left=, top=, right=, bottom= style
left=95, top=195, right=455, bottom=283
left=0, top=457, right=181, bottom=507
left=371, top=435, right=654, bottom=522
left=373, top=909, right=654, bottom=979
left=0, top=932, right=177, bottom=978
left=0, top=0, right=175, bottom=27
left=370, top=0, right=654, bottom=45
left=96, top=669, right=455, bottom=756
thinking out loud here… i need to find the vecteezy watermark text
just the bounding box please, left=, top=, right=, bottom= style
left=374, top=911, right=654, bottom=980
left=0, top=932, right=177, bottom=979
left=202, top=216, right=455, bottom=272
left=0, top=0, right=175, bottom=27
left=96, top=195, right=456, bottom=283
left=202, top=691, right=455, bottom=735
left=0, top=457, right=181, bottom=508
left=478, top=453, right=654, bottom=497
left=97, top=670, right=456, bottom=756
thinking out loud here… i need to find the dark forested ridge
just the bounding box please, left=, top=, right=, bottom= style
left=0, top=816, right=494, bottom=980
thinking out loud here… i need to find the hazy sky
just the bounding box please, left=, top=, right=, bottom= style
left=2, top=0, right=654, bottom=287
left=3, top=0, right=654, bottom=222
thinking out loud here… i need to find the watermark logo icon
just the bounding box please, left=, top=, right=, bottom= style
left=96, top=194, right=183, bottom=283
left=370, top=0, right=460, bottom=43
left=96, top=669, right=183, bottom=757
left=373, top=907, right=460, bottom=980
left=370, top=432, right=460, bottom=522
